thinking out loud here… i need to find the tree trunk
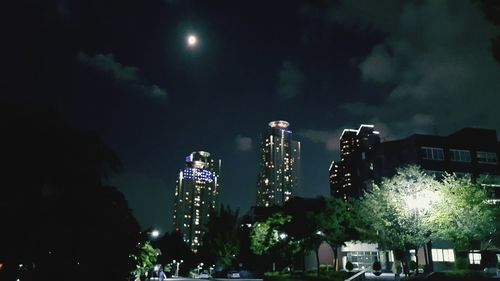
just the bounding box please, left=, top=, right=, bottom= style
left=316, top=249, right=320, bottom=277
left=403, top=249, right=410, bottom=276
left=385, top=251, right=391, bottom=272
left=333, top=246, right=338, bottom=272
left=414, top=248, right=419, bottom=275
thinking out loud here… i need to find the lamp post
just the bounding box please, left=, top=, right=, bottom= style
left=173, top=259, right=183, bottom=277
left=150, top=229, right=160, bottom=239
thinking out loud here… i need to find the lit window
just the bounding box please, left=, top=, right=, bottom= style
left=421, top=147, right=444, bottom=161
left=432, top=249, right=455, bottom=262
left=468, top=252, right=481, bottom=264
left=450, top=149, right=471, bottom=162
left=477, top=151, right=497, bottom=164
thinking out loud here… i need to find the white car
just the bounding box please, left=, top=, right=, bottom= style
left=226, top=271, right=240, bottom=279
left=197, top=271, right=211, bottom=279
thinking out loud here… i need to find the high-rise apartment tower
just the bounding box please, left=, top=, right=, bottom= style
left=173, top=151, right=220, bottom=252
left=330, top=124, right=380, bottom=201
left=256, top=120, right=301, bottom=207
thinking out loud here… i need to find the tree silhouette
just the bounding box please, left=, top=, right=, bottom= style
left=479, top=0, right=500, bottom=63
left=199, top=205, right=240, bottom=270
left=0, top=103, right=140, bottom=281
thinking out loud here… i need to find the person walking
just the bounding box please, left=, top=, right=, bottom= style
left=159, top=269, right=167, bottom=281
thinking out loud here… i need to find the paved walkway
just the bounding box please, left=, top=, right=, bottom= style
left=364, top=272, right=401, bottom=280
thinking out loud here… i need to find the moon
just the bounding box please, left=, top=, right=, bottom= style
left=187, top=34, right=198, bottom=47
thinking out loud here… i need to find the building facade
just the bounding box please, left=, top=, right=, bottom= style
left=375, top=128, right=500, bottom=196
left=329, top=124, right=380, bottom=201
left=173, top=151, right=221, bottom=252
left=374, top=127, right=500, bottom=270
left=256, top=120, right=301, bottom=207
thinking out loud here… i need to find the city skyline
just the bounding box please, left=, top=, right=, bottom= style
left=2, top=0, right=500, bottom=233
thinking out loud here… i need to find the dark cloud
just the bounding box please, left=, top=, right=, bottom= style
left=276, top=60, right=305, bottom=100
left=332, top=0, right=500, bottom=138
left=77, top=52, right=140, bottom=82
left=77, top=52, right=168, bottom=100
left=358, top=45, right=394, bottom=83
left=235, top=135, right=253, bottom=152
left=298, top=128, right=343, bottom=152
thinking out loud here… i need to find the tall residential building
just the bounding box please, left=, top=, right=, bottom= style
left=256, top=120, right=301, bottom=207
left=173, top=151, right=221, bottom=252
left=330, top=124, right=380, bottom=201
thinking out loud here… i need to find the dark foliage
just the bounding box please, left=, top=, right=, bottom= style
left=480, top=0, right=500, bottom=63
left=0, top=103, right=141, bottom=281
left=153, top=230, right=194, bottom=276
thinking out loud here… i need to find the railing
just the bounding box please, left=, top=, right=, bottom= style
left=344, top=267, right=371, bottom=281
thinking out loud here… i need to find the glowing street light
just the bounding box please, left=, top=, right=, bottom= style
left=403, top=189, right=439, bottom=214
left=151, top=229, right=160, bottom=238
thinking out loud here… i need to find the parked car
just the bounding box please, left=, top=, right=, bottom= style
left=197, top=271, right=211, bottom=279
left=226, top=271, right=240, bottom=279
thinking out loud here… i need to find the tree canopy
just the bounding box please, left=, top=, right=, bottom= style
left=0, top=103, right=141, bottom=281
left=429, top=174, right=497, bottom=251
left=199, top=205, right=240, bottom=269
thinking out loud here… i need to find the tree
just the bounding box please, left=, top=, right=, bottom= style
left=316, top=198, right=364, bottom=271
left=0, top=103, right=141, bottom=281
left=429, top=174, right=497, bottom=251
left=361, top=165, right=439, bottom=275
left=478, top=0, right=500, bottom=63
left=155, top=231, right=193, bottom=271
left=131, top=241, right=161, bottom=280
left=250, top=212, right=291, bottom=256
left=250, top=212, right=300, bottom=272
left=200, top=205, right=240, bottom=270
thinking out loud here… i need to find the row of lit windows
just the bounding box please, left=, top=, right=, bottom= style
left=422, top=147, right=497, bottom=164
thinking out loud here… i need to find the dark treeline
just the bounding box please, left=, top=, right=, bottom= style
left=0, top=102, right=142, bottom=281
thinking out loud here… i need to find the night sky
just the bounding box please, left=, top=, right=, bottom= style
left=2, top=0, right=500, bottom=233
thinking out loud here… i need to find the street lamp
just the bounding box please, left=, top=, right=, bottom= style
left=151, top=229, right=160, bottom=238
left=173, top=259, right=183, bottom=277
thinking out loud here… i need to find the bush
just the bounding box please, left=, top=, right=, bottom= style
left=455, top=257, right=469, bottom=270
left=345, top=261, right=353, bottom=271
left=396, top=265, right=402, bottom=274
left=372, top=261, right=381, bottom=271
left=409, top=260, right=417, bottom=271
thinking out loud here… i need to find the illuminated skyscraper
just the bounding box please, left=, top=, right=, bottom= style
left=256, top=120, right=301, bottom=207
left=330, top=124, right=380, bottom=201
left=173, top=151, right=220, bottom=252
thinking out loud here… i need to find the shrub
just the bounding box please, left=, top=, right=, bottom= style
left=372, top=261, right=381, bottom=271
left=409, top=260, right=417, bottom=271
left=396, top=265, right=402, bottom=275
left=455, top=257, right=469, bottom=270
left=345, top=261, right=353, bottom=272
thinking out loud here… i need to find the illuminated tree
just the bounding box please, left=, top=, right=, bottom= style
left=361, top=165, right=440, bottom=275
left=250, top=212, right=291, bottom=255
left=429, top=174, right=497, bottom=251
left=131, top=241, right=160, bottom=280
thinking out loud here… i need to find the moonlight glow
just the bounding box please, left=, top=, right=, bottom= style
left=187, top=34, right=198, bottom=47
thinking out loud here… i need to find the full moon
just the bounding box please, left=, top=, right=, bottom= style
left=187, top=34, right=197, bottom=47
